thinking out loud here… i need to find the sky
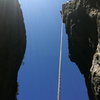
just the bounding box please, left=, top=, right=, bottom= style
left=17, top=0, right=89, bottom=100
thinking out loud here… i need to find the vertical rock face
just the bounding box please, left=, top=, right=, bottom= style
left=0, top=0, right=26, bottom=100
left=62, top=0, right=100, bottom=100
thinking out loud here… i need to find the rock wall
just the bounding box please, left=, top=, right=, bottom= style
left=0, top=0, right=26, bottom=100
left=62, top=0, right=100, bottom=100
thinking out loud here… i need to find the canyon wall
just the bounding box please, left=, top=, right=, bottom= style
left=0, top=0, right=26, bottom=100
left=62, top=0, right=100, bottom=100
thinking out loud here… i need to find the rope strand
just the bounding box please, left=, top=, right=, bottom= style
left=57, top=22, right=64, bottom=100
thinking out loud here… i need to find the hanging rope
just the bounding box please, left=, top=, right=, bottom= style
left=57, top=22, right=64, bottom=100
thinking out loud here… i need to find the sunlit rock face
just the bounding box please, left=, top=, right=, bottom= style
left=0, top=0, right=26, bottom=100
left=62, top=0, right=100, bottom=100
left=90, top=44, right=100, bottom=99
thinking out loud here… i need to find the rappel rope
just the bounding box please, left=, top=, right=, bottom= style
left=57, top=22, right=64, bottom=100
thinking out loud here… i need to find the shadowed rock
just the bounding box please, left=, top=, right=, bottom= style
left=0, top=0, right=26, bottom=100
left=62, top=0, right=100, bottom=100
